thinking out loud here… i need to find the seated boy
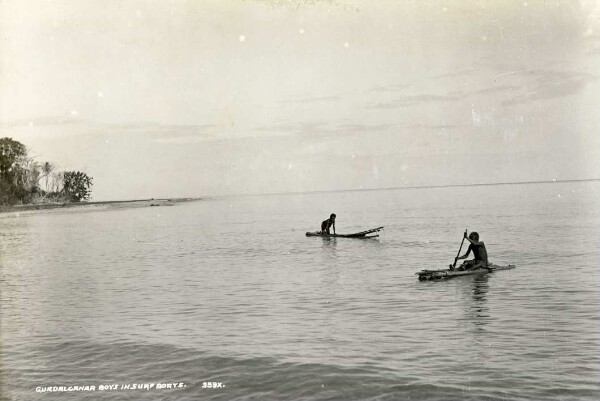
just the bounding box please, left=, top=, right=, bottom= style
left=455, top=231, right=489, bottom=270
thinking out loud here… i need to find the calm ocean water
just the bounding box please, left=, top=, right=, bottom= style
left=1, top=181, right=599, bottom=401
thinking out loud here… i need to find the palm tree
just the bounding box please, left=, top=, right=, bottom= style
left=41, top=161, right=53, bottom=192
left=51, top=171, right=64, bottom=194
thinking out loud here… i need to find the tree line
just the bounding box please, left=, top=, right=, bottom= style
left=0, top=137, right=93, bottom=206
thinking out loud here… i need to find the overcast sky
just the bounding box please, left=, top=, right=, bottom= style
left=1, top=0, right=599, bottom=200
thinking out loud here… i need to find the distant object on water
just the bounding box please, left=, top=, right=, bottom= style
left=306, top=226, right=383, bottom=239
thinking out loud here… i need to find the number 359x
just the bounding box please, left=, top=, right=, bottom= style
left=202, top=382, right=224, bottom=389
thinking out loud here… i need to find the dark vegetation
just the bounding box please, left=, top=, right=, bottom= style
left=0, top=137, right=93, bottom=206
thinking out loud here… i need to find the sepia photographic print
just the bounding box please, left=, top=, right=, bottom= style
left=1, top=1, right=599, bottom=400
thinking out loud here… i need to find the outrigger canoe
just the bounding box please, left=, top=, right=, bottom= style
left=306, top=226, right=383, bottom=239
left=416, top=264, right=515, bottom=281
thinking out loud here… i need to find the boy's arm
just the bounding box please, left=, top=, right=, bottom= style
left=456, top=245, right=472, bottom=261
left=332, top=221, right=336, bottom=234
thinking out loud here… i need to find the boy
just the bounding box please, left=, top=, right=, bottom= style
left=320, top=213, right=336, bottom=235
left=455, top=231, right=488, bottom=270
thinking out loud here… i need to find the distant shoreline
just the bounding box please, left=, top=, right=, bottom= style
left=0, top=198, right=202, bottom=214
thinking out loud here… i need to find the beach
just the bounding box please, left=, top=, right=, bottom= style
left=0, top=198, right=202, bottom=214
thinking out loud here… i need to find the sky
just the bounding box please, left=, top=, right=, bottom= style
left=1, top=0, right=599, bottom=200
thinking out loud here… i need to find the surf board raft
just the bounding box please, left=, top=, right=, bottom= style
left=416, top=263, right=515, bottom=281
left=306, top=226, right=383, bottom=239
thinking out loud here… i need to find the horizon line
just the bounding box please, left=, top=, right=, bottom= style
left=208, top=177, right=600, bottom=200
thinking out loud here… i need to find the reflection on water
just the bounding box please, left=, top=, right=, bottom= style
left=471, top=275, right=490, bottom=320
left=320, top=237, right=338, bottom=249
left=456, top=274, right=491, bottom=331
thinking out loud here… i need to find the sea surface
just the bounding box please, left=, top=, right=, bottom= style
left=1, top=181, right=599, bottom=401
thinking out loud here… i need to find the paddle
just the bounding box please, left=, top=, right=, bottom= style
left=452, top=229, right=468, bottom=269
